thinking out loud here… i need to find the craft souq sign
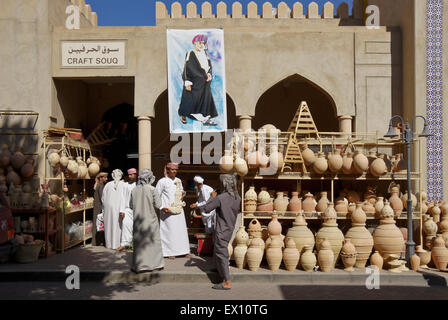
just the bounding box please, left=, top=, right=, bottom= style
left=61, top=41, right=126, bottom=67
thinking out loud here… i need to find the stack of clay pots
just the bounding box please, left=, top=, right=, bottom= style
left=234, top=226, right=249, bottom=269
left=315, top=203, right=344, bottom=266
left=246, top=219, right=265, bottom=271
left=266, top=214, right=283, bottom=271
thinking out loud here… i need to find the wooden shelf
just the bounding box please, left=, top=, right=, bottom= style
left=242, top=211, right=421, bottom=220
left=246, top=172, right=420, bottom=181
left=65, top=204, right=94, bottom=215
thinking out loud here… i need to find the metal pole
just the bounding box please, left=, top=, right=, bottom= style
left=405, top=126, right=416, bottom=263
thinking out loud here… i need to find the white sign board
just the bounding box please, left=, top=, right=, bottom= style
left=61, top=41, right=126, bottom=68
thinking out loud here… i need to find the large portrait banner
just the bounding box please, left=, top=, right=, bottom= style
left=167, top=29, right=227, bottom=133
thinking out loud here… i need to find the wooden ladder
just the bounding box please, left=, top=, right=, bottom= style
left=287, top=101, right=321, bottom=140
left=86, top=122, right=116, bottom=147
left=281, top=133, right=307, bottom=173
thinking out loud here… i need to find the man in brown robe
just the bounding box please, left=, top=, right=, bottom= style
left=199, top=174, right=241, bottom=290
left=92, top=172, right=108, bottom=246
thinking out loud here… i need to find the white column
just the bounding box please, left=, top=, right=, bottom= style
left=338, top=115, right=353, bottom=135
left=239, top=115, right=252, bottom=132
left=138, top=116, right=152, bottom=171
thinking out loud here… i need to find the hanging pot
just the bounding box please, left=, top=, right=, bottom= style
left=328, top=149, right=343, bottom=173
left=313, top=152, right=328, bottom=174
left=234, top=157, right=248, bottom=177
left=341, top=152, right=354, bottom=174
left=300, top=144, right=316, bottom=166
left=352, top=150, right=368, bottom=174
left=219, top=150, right=234, bottom=172
left=11, top=147, right=26, bottom=170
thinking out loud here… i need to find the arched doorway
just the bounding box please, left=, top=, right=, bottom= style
left=254, top=74, right=338, bottom=132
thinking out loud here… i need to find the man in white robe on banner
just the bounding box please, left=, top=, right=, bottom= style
left=117, top=168, right=137, bottom=251
left=190, top=175, right=216, bottom=234
left=155, top=162, right=191, bottom=259
left=102, top=169, right=127, bottom=250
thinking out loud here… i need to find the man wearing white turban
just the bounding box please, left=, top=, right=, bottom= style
left=190, top=175, right=216, bottom=233
left=102, top=169, right=127, bottom=249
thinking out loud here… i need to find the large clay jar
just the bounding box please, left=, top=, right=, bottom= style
left=246, top=237, right=264, bottom=271
left=268, top=147, right=284, bottom=173
left=244, top=186, right=258, bottom=214
left=0, top=144, right=11, bottom=167
left=393, top=154, right=407, bottom=173
left=318, top=239, right=334, bottom=272
left=316, top=203, right=344, bottom=266
left=283, top=238, right=300, bottom=271
left=266, top=237, right=283, bottom=271
left=234, top=226, right=249, bottom=269
left=370, top=154, right=387, bottom=177
left=88, top=161, right=100, bottom=178
left=302, top=192, right=317, bottom=215
left=313, top=152, right=328, bottom=174
left=286, top=213, right=315, bottom=253
left=416, top=245, right=431, bottom=269
left=268, top=213, right=282, bottom=237
left=389, top=186, right=403, bottom=218
left=345, top=203, right=374, bottom=268
left=370, top=251, right=384, bottom=270
left=300, top=245, right=317, bottom=272
left=6, top=166, right=21, bottom=186
left=410, top=254, right=421, bottom=271
left=234, top=156, right=248, bottom=177
left=352, top=150, right=369, bottom=174
left=431, top=235, right=448, bottom=271
left=373, top=200, right=405, bottom=262
left=288, top=192, right=302, bottom=214
left=300, top=144, right=316, bottom=166
left=423, top=215, right=438, bottom=250
left=401, top=191, right=417, bottom=211
left=374, top=197, right=385, bottom=219
left=220, top=150, right=234, bottom=172
left=11, top=148, right=26, bottom=170
left=335, top=199, right=349, bottom=217
left=20, top=158, right=34, bottom=178
left=430, top=203, right=441, bottom=224
left=316, top=192, right=330, bottom=213
left=257, top=187, right=271, bottom=205
left=328, top=149, right=343, bottom=174
left=341, top=152, right=354, bottom=174
left=273, top=192, right=289, bottom=215
left=67, top=157, right=78, bottom=175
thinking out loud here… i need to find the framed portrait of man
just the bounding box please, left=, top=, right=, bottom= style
left=167, top=29, right=227, bottom=133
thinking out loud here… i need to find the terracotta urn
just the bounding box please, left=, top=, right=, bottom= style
left=345, top=203, right=374, bottom=268
left=0, top=144, right=11, bottom=167
left=273, top=192, right=289, bottom=215
left=234, top=226, right=249, bottom=269
left=300, top=144, right=316, bottom=166
left=248, top=219, right=262, bottom=239
left=257, top=188, right=271, bottom=205
left=246, top=237, right=264, bottom=271
left=341, top=152, right=354, bottom=174
left=389, top=186, right=403, bottom=218
left=393, top=154, right=407, bottom=173
left=257, top=202, right=274, bottom=212
left=234, top=156, right=248, bottom=177
left=315, top=203, right=344, bottom=266
left=317, top=239, right=334, bottom=272
left=370, top=251, right=384, bottom=270
left=341, top=238, right=357, bottom=272
left=415, top=245, right=431, bottom=269
left=431, top=235, right=448, bottom=271
left=430, top=203, right=442, bottom=224
left=313, top=152, right=328, bottom=174
left=288, top=192, right=302, bottom=213
left=219, top=150, right=234, bottom=172
left=352, top=150, right=369, bottom=174
left=302, top=192, right=317, bottom=215
left=20, top=158, right=34, bottom=178
left=328, top=149, right=343, bottom=174
left=268, top=213, right=282, bottom=237
left=370, top=154, right=387, bottom=176
left=6, top=166, right=21, bottom=186
left=401, top=191, right=417, bottom=211
left=266, top=237, right=283, bottom=271
left=373, top=201, right=405, bottom=261
left=410, top=254, right=421, bottom=271
left=283, top=238, right=300, bottom=271
left=300, top=245, right=317, bottom=272
left=286, top=213, right=315, bottom=253
left=335, top=199, right=349, bottom=217
left=374, top=197, right=385, bottom=218
left=47, top=150, right=60, bottom=168
left=423, top=215, right=438, bottom=250
left=316, top=191, right=330, bottom=213
left=244, top=186, right=258, bottom=214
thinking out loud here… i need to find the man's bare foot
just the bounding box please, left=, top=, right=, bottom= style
left=168, top=256, right=175, bottom=260
left=222, top=280, right=232, bottom=289
left=117, top=246, right=127, bottom=251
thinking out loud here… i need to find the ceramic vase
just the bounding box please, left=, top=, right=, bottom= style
left=313, top=152, right=328, bottom=174
left=59, top=151, right=69, bottom=168
left=11, top=148, right=25, bottom=170
left=352, top=150, right=368, bottom=174
left=246, top=237, right=264, bottom=271
left=317, top=239, right=334, bottom=272
left=370, top=154, right=387, bottom=176
left=268, top=213, right=282, bottom=237
left=257, top=187, right=271, bottom=205
left=266, top=237, right=283, bottom=271
left=302, top=192, right=317, bottom=216
left=286, top=213, right=315, bottom=253
left=300, top=144, right=316, bottom=166
left=20, top=158, right=35, bottom=178
left=268, top=147, right=284, bottom=173
left=341, top=239, right=357, bottom=271
left=432, top=235, right=448, bottom=271
left=234, top=226, right=249, bottom=269
left=316, top=191, right=330, bottom=213
left=244, top=186, right=257, bottom=214
left=248, top=219, right=262, bottom=239
left=335, top=199, right=349, bottom=217
left=88, top=161, right=100, bottom=178
left=328, top=149, right=343, bottom=173
left=288, top=192, right=302, bottom=213
left=370, top=251, right=384, bottom=270
left=48, top=150, right=60, bottom=168
left=423, top=215, right=438, bottom=250
left=283, top=238, right=300, bottom=271
left=362, top=201, right=375, bottom=216
left=6, top=166, right=21, bottom=186
left=401, top=191, right=418, bottom=211
left=273, top=192, right=289, bottom=215
left=389, top=186, right=403, bottom=218
left=416, top=245, right=431, bottom=269
left=410, top=254, right=420, bottom=271
left=315, top=203, right=344, bottom=266
left=374, top=197, right=385, bottom=218
left=300, top=245, right=317, bottom=272
left=219, top=150, right=234, bottom=172
left=341, top=152, right=354, bottom=174
left=393, top=154, right=407, bottom=173
left=430, top=204, right=441, bottom=224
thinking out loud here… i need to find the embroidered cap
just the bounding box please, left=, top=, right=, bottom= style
left=192, top=34, right=207, bottom=44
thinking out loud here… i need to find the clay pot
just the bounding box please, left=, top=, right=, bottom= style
left=347, top=190, right=361, bottom=203
left=393, top=154, right=407, bottom=173
left=318, top=239, right=334, bottom=272
left=302, top=192, right=317, bottom=215
left=370, top=154, right=387, bottom=176
left=362, top=201, right=375, bottom=216
left=248, top=219, right=262, bottom=239
left=410, top=254, right=420, bottom=271
left=416, top=245, right=431, bottom=269
left=0, top=144, right=11, bottom=167
left=268, top=213, right=282, bottom=237
left=266, top=237, right=283, bottom=271
left=374, top=197, right=385, bottom=218
left=341, top=152, right=354, bottom=174
left=316, top=203, right=344, bottom=266
left=328, top=149, right=343, bottom=173
left=430, top=204, right=442, bottom=224
left=352, top=150, right=368, bottom=174
left=219, top=150, right=234, bottom=172
left=48, top=150, right=60, bottom=168
left=234, top=226, right=249, bottom=269
left=335, top=199, right=348, bottom=217
left=348, top=203, right=356, bottom=217
left=283, top=238, right=300, bottom=271
left=316, top=191, right=330, bottom=213
left=88, top=162, right=100, bottom=178
left=67, top=157, right=78, bottom=175
left=288, top=192, right=302, bottom=213
left=246, top=237, right=264, bottom=271
left=300, top=245, right=317, bottom=272
left=286, top=213, right=315, bottom=253
left=268, top=148, right=284, bottom=173
left=401, top=191, right=417, bottom=211
left=432, top=235, right=448, bottom=271
left=20, top=158, right=34, bottom=178
left=273, top=192, right=289, bottom=215
left=342, top=238, right=356, bottom=255
left=257, top=202, right=274, bottom=212
left=313, top=152, right=328, bottom=174
left=370, top=251, right=384, bottom=270
left=341, top=239, right=357, bottom=272
left=257, top=188, right=271, bottom=205
left=373, top=205, right=404, bottom=261
left=389, top=187, right=403, bottom=218
left=22, top=181, right=32, bottom=193
left=300, top=144, right=315, bottom=166
left=256, top=150, right=269, bottom=168
left=244, top=186, right=257, bottom=213
left=423, top=215, right=438, bottom=250
left=60, top=151, right=69, bottom=168
left=6, top=166, right=21, bottom=186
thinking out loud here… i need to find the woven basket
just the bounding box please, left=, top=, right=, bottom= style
left=14, top=242, right=44, bottom=264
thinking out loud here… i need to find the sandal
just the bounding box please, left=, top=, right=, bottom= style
left=203, top=120, right=217, bottom=127
left=212, top=283, right=231, bottom=290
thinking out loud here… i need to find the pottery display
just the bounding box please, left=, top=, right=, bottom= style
left=11, top=148, right=26, bottom=170
left=341, top=152, right=354, bottom=174
left=313, top=152, right=328, bottom=174
left=0, top=144, right=11, bottom=167
left=317, top=239, right=334, bottom=272
left=328, top=149, right=343, bottom=173
left=266, top=237, right=283, bottom=271
left=246, top=237, right=264, bottom=271
left=234, top=226, right=249, bottom=269
left=219, top=150, right=234, bottom=172
left=48, top=150, right=60, bottom=168
left=374, top=197, right=385, bottom=218
left=410, top=254, right=420, bottom=271
left=370, top=251, right=384, bottom=270
left=352, top=150, right=369, bottom=174
left=244, top=186, right=257, bottom=213
left=300, top=144, right=316, bottom=166
left=288, top=192, right=302, bottom=213
left=389, top=186, right=403, bottom=218
left=423, top=215, right=438, bottom=250
left=431, top=235, right=448, bottom=271
left=335, top=199, right=348, bottom=217
left=286, top=213, right=315, bottom=253
left=300, top=245, right=317, bottom=272
left=370, top=154, right=387, bottom=176
left=415, top=245, right=431, bottom=269
left=345, top=203, right=374, bottom=268
left=316, top=192, right=330, bottom=213
left=283, top=238, right=300, bottom=271
left=20, top=158, right=35, bottom=178
left=373, top=200, right=405, bottom=262
left=302, top=192, right=317, bottom=215
left=315, top=203, right=344, bottom=266
left=273, top=192, right=289, bottom=215
left=234, top=156, right=248, bottom=176
left=341, top=239, right=357, bottom=272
